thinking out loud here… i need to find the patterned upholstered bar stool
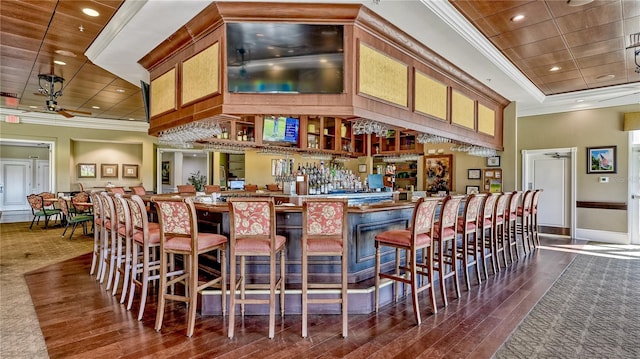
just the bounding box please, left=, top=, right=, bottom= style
left=374, top=197, right=438, bottom=325
left=432, top=195, right=464, bottom=307
left=301, top=198, right=348, bottom=338
left=504, top=191, right=522, bottom=264
left=531, top=189, right=543, bottom=248
left=89, top=192, right=105, bottom=277
left=492, top=192, right=511, bottom=271
left=99, top=192, right=118, bottom=289
left=124, top=195, right=160, bottom=320
left=478, top=193, right=499, bottom=278
left=111, top=193, right=133, bottom=300
left=456, top=193, right=485, bottom=290
left=228, top=197, right=286, bottom=339
left=516, top=190, right=534, bottom=255
left=153, top=197, right=227, bottom=337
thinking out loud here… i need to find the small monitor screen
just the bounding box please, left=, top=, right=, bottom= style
left=263, top=116, right=299, bottom=144
left=228, top=179, right=245, bottom=190
left=368, top=174, right=384, bottom=190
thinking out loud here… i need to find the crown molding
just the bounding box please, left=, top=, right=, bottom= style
left=0, top=108, right=150, bottom=132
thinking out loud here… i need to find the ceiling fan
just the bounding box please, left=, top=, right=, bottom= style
left=37, top=73, right=92, bottom=118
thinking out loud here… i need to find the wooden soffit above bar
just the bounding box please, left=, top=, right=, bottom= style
left=139, top=2, right=509, bottom=150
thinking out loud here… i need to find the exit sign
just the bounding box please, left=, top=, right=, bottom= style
left=4, top=115, right=20, bottom=123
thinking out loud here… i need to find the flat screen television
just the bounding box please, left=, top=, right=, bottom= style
left=226, top=22, right=344, bottom=94
left=228, top=179, right=245, bottom=190
left=263, top=116, right=299, bottom=145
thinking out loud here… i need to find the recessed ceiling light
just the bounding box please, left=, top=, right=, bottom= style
left=54, top=50, right=76, bottom=57
left=510, top=14, right=525, bottom=22
left=91, top=106, right=100, bottom=109
left=576, top=99, right=585, bottom=103
left=549, top=66, right=561, bottom=72
left=596, top=74, right=615, bottom=80
left=567, top=0, right=594, bottom=7
left=82, top=8, right=99, bottom=17
left=29, top=105, right=38, bottom=109
left=116, top=89, right=125, bottom=93
left=53, top=60, right=66, bottom=65
left=320, top=58, right=327, bottom=63
left=255, top=33, right=264, bottom=37
left=128, top=118, right=136, bottom=121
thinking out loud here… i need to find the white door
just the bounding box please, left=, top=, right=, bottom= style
left=630, top=145, right=640, bottom=244
left=0, top=159, right=32, bottom=211
left=36, top=160, right=50, bottom=194
left=523, top=148, right=576, bottom=237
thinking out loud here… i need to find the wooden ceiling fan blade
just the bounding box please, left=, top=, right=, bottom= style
left=57, top=110, right=74, bottom=118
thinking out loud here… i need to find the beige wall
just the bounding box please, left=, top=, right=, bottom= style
left=0, top=144, right=50, bottom=159
left=518, top=104, right=636, bottom=233
left=0, top=121, right=156, bottom=192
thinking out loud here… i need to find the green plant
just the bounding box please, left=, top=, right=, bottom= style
left=187, top=170, right=206, bottom=191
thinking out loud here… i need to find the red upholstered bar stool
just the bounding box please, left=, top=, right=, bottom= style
left=504, top=191, right=522, bottom=264
left=531, top=189, right=543, bottom=248
left=492, top=192, right=511, bottom=271
left=124, top=195, right=161, bottom=320
left=89, top=192, right=105, bottom=277
left=302, top=198, right=348, bottom=338
left=228, top=197, right=286, bottom=339
left=111, top=193, right=133, bottom=300
left=374, top=197, right=438, bottom=325
left=516, top=190, right=534, bottom=255
left=99, top=192, right=118, bottom=289
left=456, top=193, right=485, bottom=290
left=478, top=193, right=499, bottom=278
left=153, top=197, right=227, bottom=337
left=432, top=195, right=464, bottom=307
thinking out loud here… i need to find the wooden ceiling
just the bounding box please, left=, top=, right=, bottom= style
left=0, top=1, right=638, bottom=124
left=450, top=0, right=640, bottom=95
left=0, top=0, right=145, bottom=121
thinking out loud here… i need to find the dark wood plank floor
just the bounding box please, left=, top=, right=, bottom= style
left=26, top=236, right=580, bottom=359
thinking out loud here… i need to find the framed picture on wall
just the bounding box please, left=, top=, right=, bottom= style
left=587, top=146, right=616, bottom=173
left=122, top=164, right=138, bottom=178
left=486, top=156, right=501, bottom=167
left=358, top=164, right=367, bottom=173
left=162, top=161, right=171, bottom=184
left=466, top=185, right=480, bottom=194
left=101, top=163, right=118, bottom=178
left=424, top=154, right=453, bottom=193
left=78, top=163, right=96, bottom=178
left=467, top=168, right=481, bottom=180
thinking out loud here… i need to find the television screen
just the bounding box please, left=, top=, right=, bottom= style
left=263, top=116, right=299, bottom=144
left=227, top=23, right=344, bottom=94
left=228, top=179, right=245, bottom=190
left=368, top=174, right=384, bottom=190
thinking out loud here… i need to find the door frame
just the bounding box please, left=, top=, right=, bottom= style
left=0, top=138, right=56, bottom=192
left=522, top=147, right=577, bottom=238
left=628, top=131, right=640, bottom=244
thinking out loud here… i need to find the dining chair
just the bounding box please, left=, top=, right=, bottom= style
left=432, top=195, right=464, bottom=307
left=301, top=198, right=348, bottom=337
left=516, top=190, right=534, bottom=255
left=27, top=194, right=61, bottom=229
left=492, top=192, right=511, bottom=271
left=124, top=195, right=161, bottom=320
left=57, top=197, right=92, bottom=240
left=130, top=186, right=147, bottom=196
left=504, top=191, right=522, bottom=264
left=374, top=197, right=438, bottom=325
left=243, top=184, right=258, bottom=192
left=70, top=191, right=92, bottom=215
left=107, top=187, right=126, bottom=194
left=456, top=193, right=485, bottom=290
left=478, top=193, right=499, bottom=278
left=176, top=184, right=196, bottom=194
left=227, top=197, right=286, bottom=339
left=153, top=196, right=227, bottom=337
left=204, top=185, right=221, bottom=194
left=530, top=189, right=543, bottom=248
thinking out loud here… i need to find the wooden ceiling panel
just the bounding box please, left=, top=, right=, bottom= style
left=519, top=49, right=573, bottom=69
left=545, top=0, right=614, bottom=18
left=563, top=21, right=623, bottom=48
left=449, top=0, right=533, bottom=20
left=576, top=50, right=626, bottom=68
left=545, top=77, right=589, bottom=94
left=622, top=0, right=640, bottom=18
left=473, top=1, right=552, bottom=38
left=537, top=69, right=583, bottom=84
left=554, top=2, right=622, bottom=33
left=508, top=36, right=567, bottom=60
left=571, top=38, right=624, bottom=59
left=490, top=20, right=560, bottom=49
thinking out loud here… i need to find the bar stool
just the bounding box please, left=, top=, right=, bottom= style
left=301, top=198, right=348, bottom=338
left=124, top=195, right=161, bottom=320
left=456, top=193, right=485, bottom=290
left=478, top=193, right=499, bottom=278
left=531, top=189, right=543, bottom=248
left=89, top=192, right=105, bottom=277
left=493, top=192, right=511, bottom=271
left=432, top=195, right=464, bottom=307
left=153, top=197, right=227, bottom=337
left=374, top=197, right=438, bottom=325
left=516, top=190, right=534, bottom=255
left=100, top=192, right=118, bottom=289
left=505, top=191, right=522, bottom=264
left=228, top=197, right=286, bottom=339
left=112, top=193, right=132, bottom=300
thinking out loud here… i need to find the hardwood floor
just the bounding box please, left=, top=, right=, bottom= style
left=26, top=236, right=580, bottom=359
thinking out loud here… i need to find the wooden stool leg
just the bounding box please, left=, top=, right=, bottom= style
left=228, top=249, right=237, bottom=339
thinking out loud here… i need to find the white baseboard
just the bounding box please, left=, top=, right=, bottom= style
left=574, top=228, right=629, bottom=244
